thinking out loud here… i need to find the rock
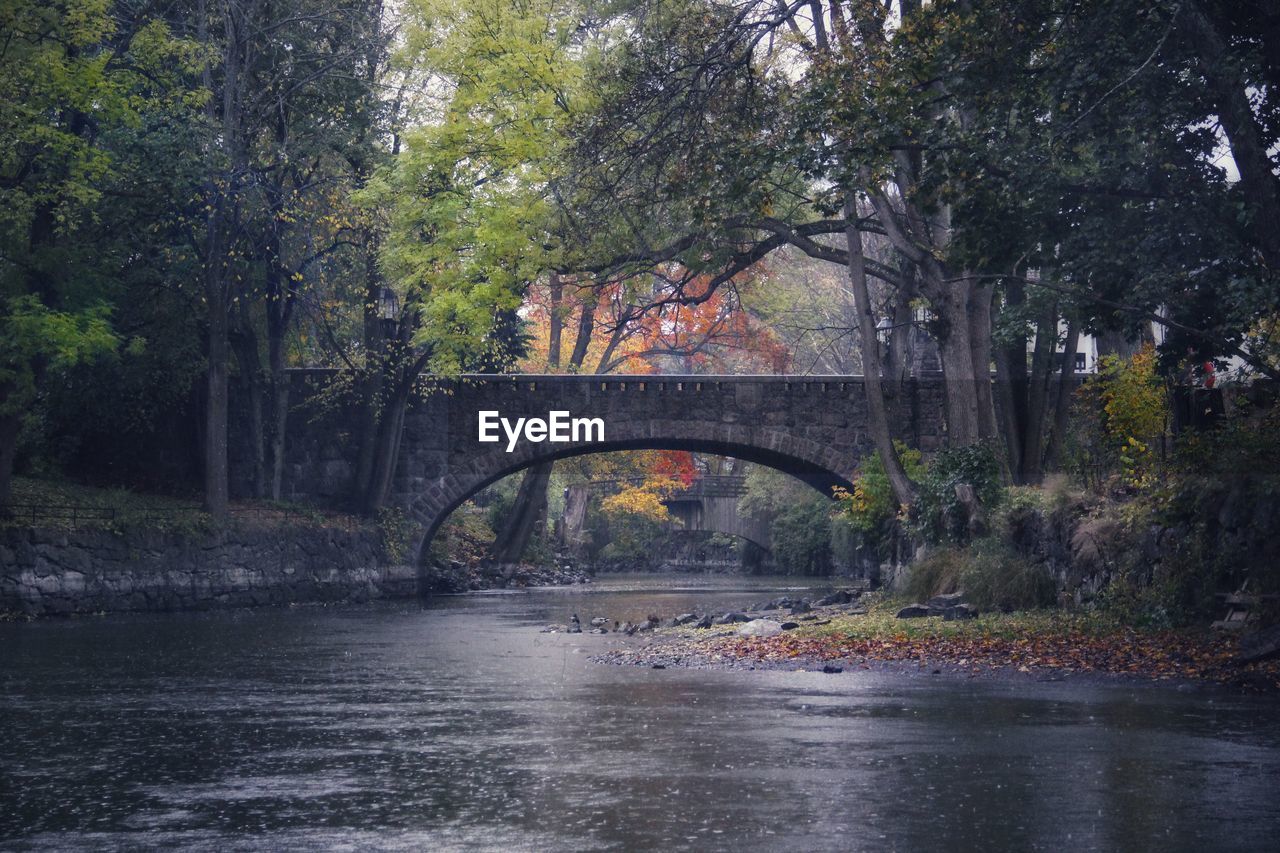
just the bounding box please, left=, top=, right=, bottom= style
left=568, top=614, right=582, bottom=633
left=590, top=616, right=609, bottom=628
left=942, top=604, right=979, bottom=621
left=737, top=619, right=784, bottom=637
left=815, top=590, right=854, bottom=606
left=694, top=614, right=715, bottom=629
left=1237, top=624, right=1280, bottom=664
left=780, top=621, right=800, bottom=630
left=821, top=664, right=844, bottom=674
left=927, top=592, right=965, bottom=609
left=714, top=611, right=751, bottom=625
left=896, top=604, right=931, bottom=619
left=651, top=663, right=666, bottom=670
left=789, top=600, right=812, bottom=615
left=673, top=612, right=698, bottom=626
left=589, top=627, right=608, bottom=634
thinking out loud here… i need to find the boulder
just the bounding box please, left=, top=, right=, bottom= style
left=942, top=604, right=979, bottom=621
left=714, top=611, right=752, bottom=625
left=673, top=612, right=698, bottom=626
left=737, top=619, right=784, bottom=638
left=815, top=590, right=854, bottom=606
left=927, top=592, right=965, bottom=610
left=896, top=604, right=931, bottom=619
left=780, top=621, right=800, bottom=630
left=590, top=616, right=609, bottom=628
left=1237, top=624, right=1280, bottom=664
left=789, top=600, right=812, bottom=615
left=694, top=614, right=715, bottom=629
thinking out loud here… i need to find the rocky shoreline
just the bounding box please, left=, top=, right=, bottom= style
left=420, top=558, right=592, bottom=593
left=583, top=594, right=1280, bottom=693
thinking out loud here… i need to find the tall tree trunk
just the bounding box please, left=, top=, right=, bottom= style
left=492, top=462, right=555, bottom=564
left=1019, top=303, right=1058, bottom=483
left=491, top=282, right=590, bottom=561
left=266, top=324, right=289, bottom=501
left=230, top=307, right=265, bottom=498
left=353, top=234, right=385, bottom=505
left=968, top=280, right=999, bottom=443
left=263, top=254, right=295, bottom=502
left=994, top=282, right=1029, bottom=479
left=1046, top=322, right=1080, bottom=471
left=844, top=200, right=916, bottom=506
left=0, top=406, right=21, bottom=509
left=204, top=256, right=231, bottom=521
left=362, top=352, right=415, bottom=516
left=547, top=272, right=563, bottom=369
left=932, top=283, right=982, bottom=447
left=887, top=258, right=918, bottom=381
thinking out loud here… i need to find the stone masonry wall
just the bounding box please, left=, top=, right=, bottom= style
left=0, top=525, right=417, bottom=617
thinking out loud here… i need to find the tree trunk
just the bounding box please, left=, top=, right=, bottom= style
left=547, top=272, right=563, bottom=369
left=362, top=366, right=412, bottom=515
left=492, top=461, right=555, bottom=564
left=0, top=407, right=21, bottom=509
left=931, top=283, right=982, bottom=447
left=887, top=258, right=918, bottom=381
left=844, top=200, right=916, bottom=506
left=1046, top=322, right=1080, bottom=471
left=994, top=283, right=1029, bottom=479
left=204, top=262, right=230, bottom=521
left=1019, top=304, right=1058, bottom=483
left=561, top=482, right=589, bottom=550
left=353, top=235, right=386, bottom=505
left=230, top=309, right=265, bottom=498
left=968, top=280, right=999, bottom=442
left=266, top=326, right=290, bottom=501
left=491, top=282, right=594, bottom=562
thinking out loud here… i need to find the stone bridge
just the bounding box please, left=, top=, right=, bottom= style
left=258, top=372, right=948, bottom=565
left=663, top=475, right=773, bottom=552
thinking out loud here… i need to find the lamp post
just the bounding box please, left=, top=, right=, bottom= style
left=875, top=316, right=893, bottom=372
left=377, top=286, right=400, bottom=340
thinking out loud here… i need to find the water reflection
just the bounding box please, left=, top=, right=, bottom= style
left=2, top=575, right=1278, bottom=851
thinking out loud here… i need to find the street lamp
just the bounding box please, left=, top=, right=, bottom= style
left=875, top=316, right=893, bottom=342
left=875, top=316, right=894, bottom=373
left=377, top=286, right=400, bottom=338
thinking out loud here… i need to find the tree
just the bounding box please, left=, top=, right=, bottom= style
left=0, top=0, right=200, bottom=505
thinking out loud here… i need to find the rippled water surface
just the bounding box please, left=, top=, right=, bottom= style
left=3, top=574, right=1279, bottom=851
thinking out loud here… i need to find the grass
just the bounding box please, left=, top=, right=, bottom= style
left=802, top=593, right=1132, bottom=643
left=3, top=476, right=368, bottom=535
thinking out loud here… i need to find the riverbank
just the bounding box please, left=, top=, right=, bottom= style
left=594, top=596, right=1280, bottom=692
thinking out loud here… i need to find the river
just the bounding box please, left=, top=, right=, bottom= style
left=2, top=575, right=1279, bottom=851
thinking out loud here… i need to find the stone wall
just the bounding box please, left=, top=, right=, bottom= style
left=0, top=525, right=417, bottom=617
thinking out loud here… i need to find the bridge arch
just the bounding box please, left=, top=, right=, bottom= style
left=406, top=423, right=853, bottom=565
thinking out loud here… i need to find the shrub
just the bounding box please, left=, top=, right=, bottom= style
left=1068, top=343, right=1169, bottom=491
left=834, top=441, right=924, bottom=551
left=915, top=441, right=1004, bottom=544
left=770, top=493, right=836, bottom=575
left=377, top=506, right=416, bottom=563
left=903, top=547, right=966, bottom=602
left=960, top=538, right=1057, bottom=612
